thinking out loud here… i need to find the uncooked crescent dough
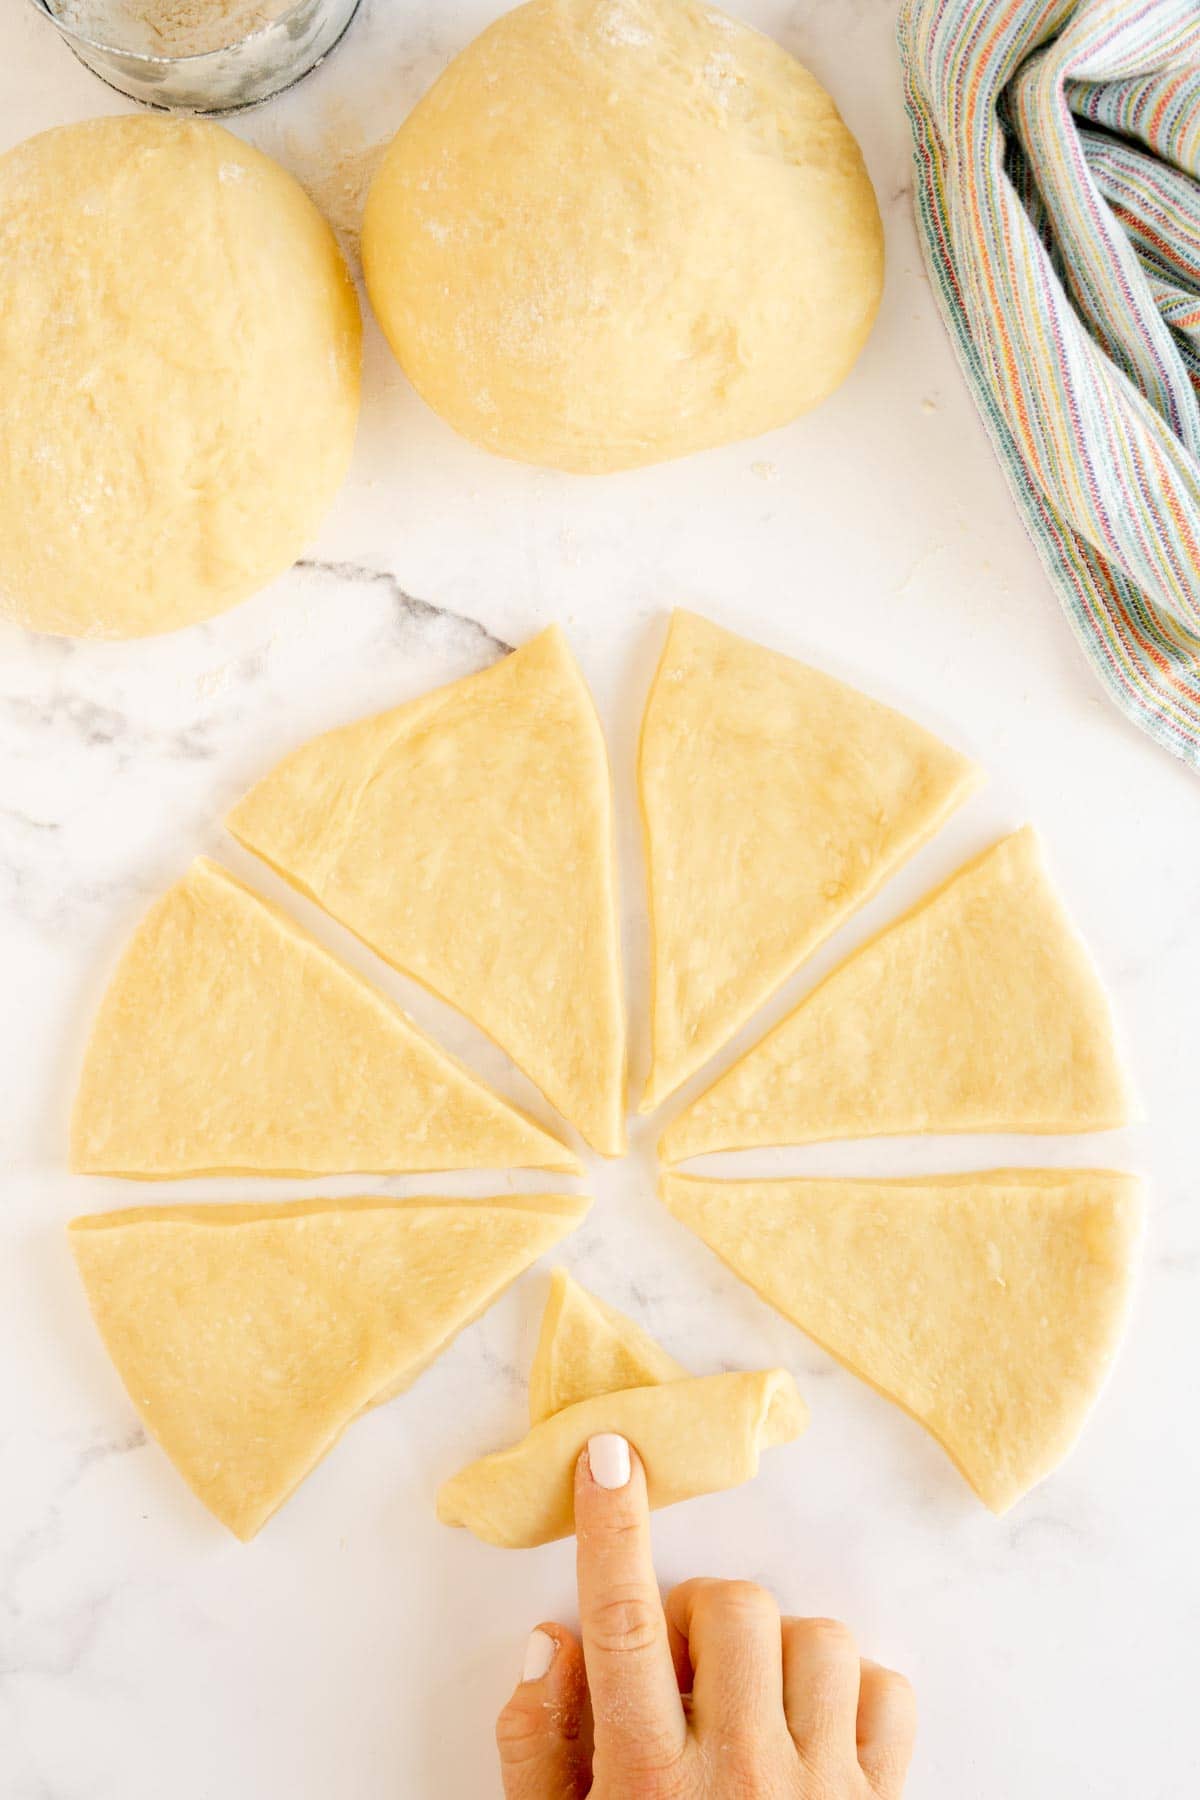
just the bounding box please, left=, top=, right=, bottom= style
left=661, top=827, right=1131, bottom=1161
left=640, top=611, right=980, bottom=1111
left=438, top=1272, right=806, bottom=1547
left=71, top=859, right=578, bottom=1177
left=71, top=1193, right=589, bottom=1540
left=529, top=1268, right=687, bottom=1424
left=437, top=1369, right=805, bottom=1548
left=661, top=1170, right=1142, bottom=1513
left=228, top=628, right=627, bottom=1156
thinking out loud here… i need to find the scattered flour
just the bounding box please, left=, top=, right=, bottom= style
left=277, top=104, right=389, bottom=267
left=594, top=2, right=652, bottom=48
left=703, top=50, right=739, bottom=106
left=51, top=0, right=294, bottom=57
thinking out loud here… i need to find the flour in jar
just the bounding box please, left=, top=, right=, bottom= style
left=52, top=0, right=295, bottom=56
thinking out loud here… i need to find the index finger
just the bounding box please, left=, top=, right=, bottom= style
left=574, top=1435, right=688, bottom=1779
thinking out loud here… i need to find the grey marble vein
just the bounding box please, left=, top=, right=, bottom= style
left=1, top=1428, right=146, bottom=1683
left=295, top=559, right=513, bottom=657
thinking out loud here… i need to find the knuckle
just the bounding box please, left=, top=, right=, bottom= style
left=583, top=1510, right=643, bottom=1558
left=878, top=1668, right=917, bottom=1708
left=608, top=1746, right=691, bottom=1799
left=714, top=1578, right=778, bottom=1622
left=799, top=1616, right=858, bottom=1657
left=861, top=1742, right=917, bottom=1798
left=701, top=1727, right=784, bottom=1780
left=494, top=1699, right=546, bottom=1764
left=867, top=1668, right=918, bottom=1733
left=588, top=1587, right=663, bottom=1656
left=690, top=1735, right=791, bottom=1800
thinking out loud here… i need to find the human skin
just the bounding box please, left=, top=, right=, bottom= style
left=496, top=1434, right=916, bottom=1798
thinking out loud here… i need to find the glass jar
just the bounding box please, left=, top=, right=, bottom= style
left=28, top=0, right=362, bottom=113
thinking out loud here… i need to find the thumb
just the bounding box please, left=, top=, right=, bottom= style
left=496, top=1624, right=591, bottom=1800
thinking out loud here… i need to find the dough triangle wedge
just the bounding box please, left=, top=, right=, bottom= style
left=528, top=1268, right=687, bottom=1423
left=71, top=859, right=578, bottom=1176
left=639, top=610, right=980, bottom=1111
left=438, top=1274, right=806, bottom=1547
left=660, top=827, right=1130, bottom=1161
left=227, top=627, right=626, bottom=1155
left=661, top=1170, right=1142, bottom=1513
left=70, top=1192, right=589, bottom=1540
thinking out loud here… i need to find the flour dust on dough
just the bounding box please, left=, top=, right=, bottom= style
left=661, top=828, right=1132, bottom=1161
left=228, top=628, right=627, bottom=1156
left=438, top=1271, right=806, bottom=1547
left=640, top=611, right=981, bottom=1112
left=71, top=859, right=578, bottom=1177
left=661, top=1170, right=1142, bottom=1513
left=362, top=0, right=883, bottom=473
left=71, top=1193, right=589, bottom=1539
left=0, top=116, right=361, bottom=638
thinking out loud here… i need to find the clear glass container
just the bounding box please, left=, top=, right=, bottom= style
left=28, top=0, right=362, bottom=114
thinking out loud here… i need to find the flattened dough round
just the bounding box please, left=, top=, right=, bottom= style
left=362, top=0, right=883, bottom=472
left=0, top=117, right=361, bottom=639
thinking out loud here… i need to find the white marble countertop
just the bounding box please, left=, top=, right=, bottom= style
left=3, top=3, right=1198, bottom=1796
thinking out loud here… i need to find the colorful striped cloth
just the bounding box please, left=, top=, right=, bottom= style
left=898, top=0, right=1200, bottom=768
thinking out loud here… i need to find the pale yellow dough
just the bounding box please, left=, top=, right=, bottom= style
left=438, top=1273, right=806, bottom=1547
left=661, top=1170, right=1142, bottom=1513
left=71, top=859, right=577, bottom=1177
left=528, top=1268, right=687, bottom=1423
left=0, top=117, right=361, bottom=639
left=70, top=1193, right=589, bottom=1540
left=661, top=828, right=1131, bottom=1161
left=640, top=612, right=980, bottom=1111
left=362, top=0, right=883, bottom=472
left=228, top=628, right=626, bottom=1154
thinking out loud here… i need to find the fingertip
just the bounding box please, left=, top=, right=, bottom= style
left=579, top=1432, right=634, bottom=1492
left=497, top=1626, right=590, bottom=1795
left=521, top=1627, right=558, bottom=1685
left=575, top=1435, right=650, bottom=1528
left=518, top=1623, right=585, bottom=1696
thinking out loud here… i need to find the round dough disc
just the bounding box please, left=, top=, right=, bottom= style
left=362, top=0, right=883, bottom=474
left=0, top=117, right=362, bottom=639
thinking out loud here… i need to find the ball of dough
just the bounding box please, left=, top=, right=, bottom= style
left=362, top=0, right=883, bottom=474
left=0, top=117, right=361, bottom=639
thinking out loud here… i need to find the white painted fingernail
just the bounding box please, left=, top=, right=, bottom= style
left=522, top=1628, right=556, bottom=1683
left=588, top=1433, right=631, bottom=1490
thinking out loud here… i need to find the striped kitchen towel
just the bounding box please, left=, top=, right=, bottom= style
left=898, top=0, right=1200, bottom=768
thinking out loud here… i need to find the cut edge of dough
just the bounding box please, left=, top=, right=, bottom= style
left=69, top=856, right=583, bottom=1179
left=656, top=826, right=1134, bottom=1164
left=226, top=627, right=628, bottom=1160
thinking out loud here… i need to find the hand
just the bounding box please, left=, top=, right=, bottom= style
left=496, top=1433, right=916, bottom=1798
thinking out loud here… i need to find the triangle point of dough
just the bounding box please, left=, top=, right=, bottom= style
left=660, top=827, right=1131, bottom=1162
left=438, top=1270, right=806, bottom=1547
left=71, top=858, right=579, bottom=1177
left=70, top=1191, right=590, bottom=1540
left=661, top=1169, right=1141, bottom=1513
left=639, top=609, right=981, bottom=1113
left=227, top=627, right=627, bottom=1156
left=528, top=1268, right=688, bottom=1423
